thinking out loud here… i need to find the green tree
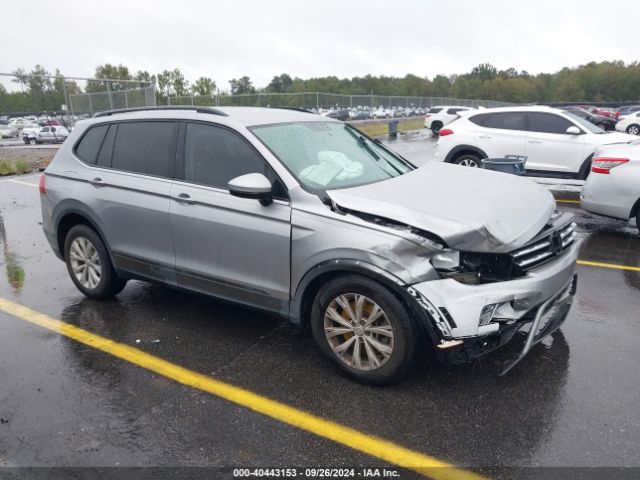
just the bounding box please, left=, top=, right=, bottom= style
left=229, top=76, right=255, bottom=95
left=86, top=63, right=132, bottom=92
left=266, top=73, right=293, bottom=93
left=192, top=77, right=216, bottom=96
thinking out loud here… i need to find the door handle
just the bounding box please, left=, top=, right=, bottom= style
left=89, top=177, right=105, bottom=187
left=173, top=193, right=195, bottom=205
left=478, top=135, right=492, bottom=139
left=528, top=139, right=543, bottom=144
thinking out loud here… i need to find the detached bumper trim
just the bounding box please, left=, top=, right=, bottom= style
left=499, top=273, right=577, bottom=375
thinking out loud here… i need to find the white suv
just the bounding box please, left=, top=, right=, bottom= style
left=434, top=106, right=636, bottom=178
left=424, top=106, right=474, bottom=134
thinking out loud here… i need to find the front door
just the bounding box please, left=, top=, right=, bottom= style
left=169, top=122, right=291, bottom=313
left=525, top=112, right=586, bottom=174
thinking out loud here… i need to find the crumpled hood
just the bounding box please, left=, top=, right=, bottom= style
left=327, top=162, right=555, bottom=253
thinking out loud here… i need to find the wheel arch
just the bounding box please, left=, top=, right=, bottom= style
left=53, top=201, right=113, bottom=264
left=290, top=259, right=441, bottom=345
left=443, top=144, right=488, bottom=164
left=629, top=196, right=640, bottom=220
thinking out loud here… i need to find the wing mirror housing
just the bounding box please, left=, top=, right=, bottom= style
left=228, top=173, right=273, bottom=206
left=566, top=126, right=581, bottom=135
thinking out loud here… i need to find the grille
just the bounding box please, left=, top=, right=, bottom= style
left=511, top=222, right=576, bottom=270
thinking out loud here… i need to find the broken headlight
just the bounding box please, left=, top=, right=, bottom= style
left=431, top=250, right=481, bottom=285
left=432, top=250, right=519, bottom=285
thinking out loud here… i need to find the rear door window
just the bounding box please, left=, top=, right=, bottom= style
left=75, top=124, right=108, bottom=164
left=111, top=121, right=179, bottom=177
left=484, top=112, right=527, bottom=130
left=529, top=113, right=574, bottom=134
left=469, top=112, right=527, bottom=130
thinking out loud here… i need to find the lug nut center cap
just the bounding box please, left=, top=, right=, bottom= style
left=354, top=325, right=365, bottom=336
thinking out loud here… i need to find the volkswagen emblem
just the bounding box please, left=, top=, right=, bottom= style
left=550, top=230, right=563, bottom=255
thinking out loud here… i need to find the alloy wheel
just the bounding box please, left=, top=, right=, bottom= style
left=69, top=236, right=102, bottom=289
left=459, top=158, right=479, bottom=167
left=323, top=293, right=395, bottom=371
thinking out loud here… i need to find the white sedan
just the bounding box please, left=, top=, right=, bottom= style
left=615, top=112, right=640, bottom=136
left=0, top=125, right=16, bottom=138
left=581, top=140, right=640, bottom=232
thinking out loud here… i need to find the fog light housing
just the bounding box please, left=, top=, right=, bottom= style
left=479, top=303, right=501, bottom=326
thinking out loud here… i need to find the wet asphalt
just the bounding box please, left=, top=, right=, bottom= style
left=0, top=135, right=639, bottom=479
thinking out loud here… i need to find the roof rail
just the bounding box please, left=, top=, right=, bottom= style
left=270, top=106, right=317, bottom=114
left=93, top=105, right=228, bottom=118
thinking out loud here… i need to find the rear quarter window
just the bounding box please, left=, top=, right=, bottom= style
left=74, top=124, right=108, bottom=164
left=428, top=107, right=443, bottom=113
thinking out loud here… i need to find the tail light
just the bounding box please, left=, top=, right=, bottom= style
left=424, top=114, right=431, bottom=119
left=439, top=128, right=454, bottom=136
left=591, top=157, right=629, bottom=174
left=39, top=174, right=46, bottom=194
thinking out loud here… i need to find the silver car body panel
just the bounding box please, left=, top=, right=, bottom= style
left=581, top=144, right=640, bottom=220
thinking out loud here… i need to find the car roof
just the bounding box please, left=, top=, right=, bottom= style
left=464, top=105, right=569, bottom=114
left=82, top=106, right=332, bottom=128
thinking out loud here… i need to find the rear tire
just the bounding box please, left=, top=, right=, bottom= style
left=626, top=124, right=640, bottom=135
left=431, top=121, right=443, bottom=135
left=636, top=213, right=640, bottom=232
left=310, top=275, right=419, bottom=385
left=64, top=224, right=126, bottom=299
left=453, top=153, right=481, bottom=168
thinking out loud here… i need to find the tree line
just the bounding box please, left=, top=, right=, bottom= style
left=3, top=61, right=640, bottom=113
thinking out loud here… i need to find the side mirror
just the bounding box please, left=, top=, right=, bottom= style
left=228, top=173, right=273, bottom=206
left=566, top=126, right=581, bottom=135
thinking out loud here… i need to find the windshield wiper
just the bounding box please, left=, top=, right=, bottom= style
left=344, top=126, right=403, bottom=174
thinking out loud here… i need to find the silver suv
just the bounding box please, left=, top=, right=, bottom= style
left=40, top=106, right=579, bottom=384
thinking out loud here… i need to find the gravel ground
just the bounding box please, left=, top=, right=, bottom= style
left=0, top=146, right=58, bottom=172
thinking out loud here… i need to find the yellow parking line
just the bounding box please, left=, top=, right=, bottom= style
left=577, top=260, right=640, bottom=272
left=0, top=297, right=486, bottom=480
left=555, top=199, right=581, bottom=204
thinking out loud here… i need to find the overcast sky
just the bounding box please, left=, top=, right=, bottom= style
left=1, top=0, right=638, bottom=91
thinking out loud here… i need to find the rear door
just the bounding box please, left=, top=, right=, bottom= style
left=470, top=111, right=528, bottom=159
left=169, top=122, right=291, bottom=312
left=73, top=120, right=179, bottom=284
left=525, top=112, right=586, bottom=174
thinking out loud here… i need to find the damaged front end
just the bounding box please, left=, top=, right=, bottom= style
left=331, top=200, right=579, bottom=374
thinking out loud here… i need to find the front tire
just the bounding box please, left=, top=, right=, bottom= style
left=64, top=224, right=126, bottom=299
left=310, top=275, right=418, bottom=385
left=626, top=124, right=640, bottom=135
left=454, top=153, right=481, bottom=168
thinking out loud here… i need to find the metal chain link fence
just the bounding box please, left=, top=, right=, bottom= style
left=161, top=92, right=512, bottom=110
left=0, top=73, right=155, bottom=131
left=1, top=72, right=512, bottom=133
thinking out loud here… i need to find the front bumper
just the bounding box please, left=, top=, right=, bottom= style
left=409, top=240, right=579, bottom=368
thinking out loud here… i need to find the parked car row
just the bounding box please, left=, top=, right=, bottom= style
left=315, top=105, right=430, bottom=121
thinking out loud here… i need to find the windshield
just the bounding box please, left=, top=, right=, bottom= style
left=563, top=112, right=606, bottom=134
left=250, top=121, right=414, bottom=190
